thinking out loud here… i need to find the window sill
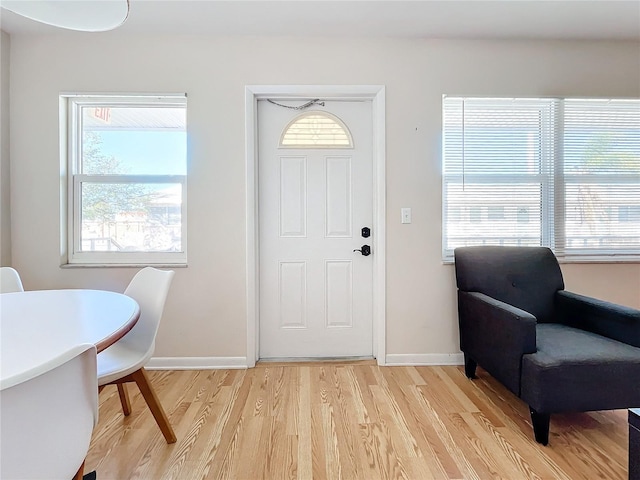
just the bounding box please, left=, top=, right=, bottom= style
left=60, top=263, right=188, bottom=269
left=556, top=256, right=640, bottom=265
left=442, top=257, right=640, bottom=266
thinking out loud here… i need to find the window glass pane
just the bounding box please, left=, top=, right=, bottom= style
left=445, top=183, right=542, bottom=251
left=564, top=100, right=640, bottom=175
left=565, top=183, right=640, bottom=250
left=563, top=99, right=640, bottom=253
left=80, top=182, right=182, bottom=253
left=81, top=106, right=187, bottom=175
left=443, top=97, right=552, bottom=259
left=443, top=98, right=554, bottom=176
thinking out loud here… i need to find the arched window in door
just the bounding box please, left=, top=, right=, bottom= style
left=280, top=111, right=353, bottom=148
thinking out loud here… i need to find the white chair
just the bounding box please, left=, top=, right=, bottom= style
left=0, top=344, right=98, bottom=480
left=0, top=266, right=24, bottom=293
left=97, top=267, right=176, bottom=443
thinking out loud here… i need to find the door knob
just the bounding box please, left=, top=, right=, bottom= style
left=353, top=245, right=371, bottom=256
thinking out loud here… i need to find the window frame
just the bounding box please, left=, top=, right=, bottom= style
left=442, top=96, right=640, bottom=264
left=64, top=94, right=188, bottom=266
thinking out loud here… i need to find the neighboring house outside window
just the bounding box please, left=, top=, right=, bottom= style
left=442, top=97, right=640, bottom=262
left=63, top=94, right=187, bottom=265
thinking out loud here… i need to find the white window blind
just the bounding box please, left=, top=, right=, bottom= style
left=442, top=96, right=640, bottom=262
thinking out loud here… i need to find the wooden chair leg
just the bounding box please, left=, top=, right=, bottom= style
left=117, top=383, right=132, bottom=416
left=131, top=368, right=177, bottom=444
left=72, top=461, right=85, bottom=480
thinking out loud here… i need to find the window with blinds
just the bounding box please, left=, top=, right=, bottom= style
left=442, top=97, right=640, bottom=262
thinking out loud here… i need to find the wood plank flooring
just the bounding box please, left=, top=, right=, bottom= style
left=87, top=362, right=628, bottom=479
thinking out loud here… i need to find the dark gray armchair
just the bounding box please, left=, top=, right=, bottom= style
left=454, top=246, right=640, bottom=445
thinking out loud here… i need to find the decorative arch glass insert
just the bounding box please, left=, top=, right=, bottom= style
left=280, top=111, right=353, bottom=148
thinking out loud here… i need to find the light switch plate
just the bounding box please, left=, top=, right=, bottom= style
left=401, top=207, right=412, bottom=224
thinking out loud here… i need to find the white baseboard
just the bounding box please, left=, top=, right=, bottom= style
left=146, top=356, right=248, bottom=370
left=384, top=353, right=464, bottom=366
left=146, top=354, right=463, bottom=370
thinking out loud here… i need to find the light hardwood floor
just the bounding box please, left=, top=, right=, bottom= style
left=87, top=361, right=628, bottom=479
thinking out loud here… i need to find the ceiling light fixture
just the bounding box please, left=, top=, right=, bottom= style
left=0, top=0, right=130, bottom=32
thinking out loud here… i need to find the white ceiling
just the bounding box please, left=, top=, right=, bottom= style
left=1, top=0, right=639, bottom=41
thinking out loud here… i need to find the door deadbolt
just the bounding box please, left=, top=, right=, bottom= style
left=353, top=245, right=371, bottom=256
left=361, top=227, right=371, bottom=238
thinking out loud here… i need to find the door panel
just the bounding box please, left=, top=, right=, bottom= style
left=325, top=260, right=353, bottom=327
left=279, top=156, right=307, bottom=237
left=326, top=156, right=352, bottom=237
left=258, top=100, right=373, bottom=358
left=279, top=261, right=307, bottom=328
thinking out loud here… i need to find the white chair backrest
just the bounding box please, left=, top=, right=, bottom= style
left=0, top=343, right=98, bottom=480
left=121, top=267, right=175, bottom=357
left=0, top=267, right=24, bottom=293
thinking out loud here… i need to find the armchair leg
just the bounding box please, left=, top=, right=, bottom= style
left=464, top=354, right=477, bottom=379
left=529, top=407, right=550, bottom=445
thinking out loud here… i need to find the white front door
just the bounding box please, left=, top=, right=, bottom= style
left=258, top=99, right=374, bottom=359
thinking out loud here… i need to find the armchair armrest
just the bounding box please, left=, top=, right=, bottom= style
left=555, top=290, right=640, bottom=348
left=458, top=291, right=537, bottom=395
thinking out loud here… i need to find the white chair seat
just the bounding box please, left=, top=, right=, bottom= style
left=97, top=342, right=153, bottom=386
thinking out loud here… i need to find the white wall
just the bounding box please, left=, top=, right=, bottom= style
left=8, top=35, right=640, bottom=363
left=1, top=30, right=10, bottom=266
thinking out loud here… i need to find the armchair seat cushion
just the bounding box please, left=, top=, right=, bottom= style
left=521, top=323, right=640, bottom=413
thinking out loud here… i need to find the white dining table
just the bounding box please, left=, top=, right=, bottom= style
left=0, top=289, right=140, bottom=390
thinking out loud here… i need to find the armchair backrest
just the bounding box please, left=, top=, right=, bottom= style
left=454, top=246, right=564, bottom=323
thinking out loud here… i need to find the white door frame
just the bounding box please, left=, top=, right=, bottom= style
left=245, top=85, right=386, bottom=367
